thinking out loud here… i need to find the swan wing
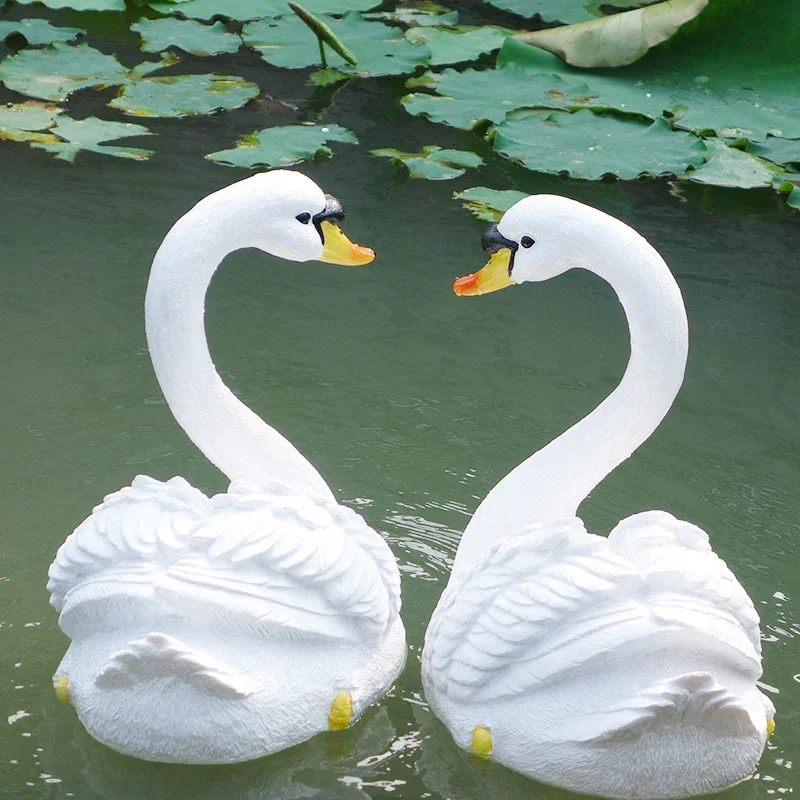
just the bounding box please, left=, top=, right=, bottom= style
left=95, top=632, right=257, bottom=699
left=425, top=514, right=761, bottom=704
left=167, top=480, right=401, bottom=643
left=48, top=475, right=211, bottom=612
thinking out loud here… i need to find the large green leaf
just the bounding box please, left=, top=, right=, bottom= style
left=492, top=110, right=705, bottom=180
left=109, top=74, right=259, bottom=117
left=516, top=0, right=709, bottom=68
left=131, top=17, right=242, bottom=55
left=483, top=0, right=601, bottom=24
left=0, top=101, right=61, bottom=142
left=0, top=19, right=85, bottom=46
left=684, top=139, right=782, bottom=189
left=13, top=0, right=124, bottom=9
left=453, top=186, right=529, bottom=221
left=242, top=12, right=429, bottom=76
left=403, top=64, right=594, bottom=130
left=372, top=145, right=483, bottom=179
left=148, top=0, right=381, bottom=21
left=206, top=123, right=357, bottom=168
left=0, top=42, right=129, bottom=101
left=30, top=116, right=154, bottom=161
left=406, top=26, right=512, bottom=67
left=747, top=136, right=800, bottom=170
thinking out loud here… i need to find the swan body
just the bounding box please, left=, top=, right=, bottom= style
left=423, top=196, right=773, bottom=799
left=48, top=171, right=405, bottom=764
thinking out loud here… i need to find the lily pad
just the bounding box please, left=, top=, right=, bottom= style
left=109, top=74, right=259, bottom=118
left=371, top=145, right=483, bottom=179
left=492, top=110, right=705, bottom=180
left=30, top=116, right=154, bottom=162
left=0, top=42, right=129, bottom=101
left=0, top=19, right=85, bottom=46
left=131, top=18, right=242, bottom=56
left=0, top=101, right=61, bottom=142
left=453, top=186, right=529, bottom=221
left=148, top=0, right=381, bottom=21
left=515, top=0, right=709, bottom=68
left=684, top=139, right=781, bottom=189
left=406, top=26, right=512, bottom=67
left=366, top=7, right=459, bottom=27
left=786, top=186, right=800, bottom=210
left=484, top=0, right=601, bottom=24
left=403, top=64, right=595, bottom=130
left=14, top=0, right=124, bottom=9
left=206, top=123, right=357, bottom=168
left=243, top=12, right=429, bottom=77
left=747, top=136, right=800, bottom=170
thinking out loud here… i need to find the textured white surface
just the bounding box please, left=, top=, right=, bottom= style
left=48, top=172, right=406, bottom=764
left=423, top=196, right=772, bottom=799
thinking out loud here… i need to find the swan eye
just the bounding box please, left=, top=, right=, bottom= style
left=521, top=236, right=535, bottom=249
left=296, top=212, right=311, bottom=225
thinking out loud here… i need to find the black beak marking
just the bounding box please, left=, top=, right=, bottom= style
left=481, top=223, right=518, bottom=276
left=313, top=194, right=345, bottom=244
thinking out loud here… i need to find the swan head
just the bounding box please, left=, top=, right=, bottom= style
left=233, top=171, right=374, bottom=266
left=453, top=195, right=593, bottom=295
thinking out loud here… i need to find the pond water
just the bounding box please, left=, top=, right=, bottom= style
left=1, top=23, right=799, bottom=800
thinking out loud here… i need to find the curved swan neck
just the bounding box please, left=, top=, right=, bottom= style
left=145, top=184, right=334, bottom=501
left=452, top=217, right=688, bottom=574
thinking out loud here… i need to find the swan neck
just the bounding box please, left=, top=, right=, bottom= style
left=144, top=188, right=333, bottom=500
left=452, top=225, right=688, bottom=574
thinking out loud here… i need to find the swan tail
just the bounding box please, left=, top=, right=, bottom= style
left=94, top=632, right=256, bottom=700
left=565, top=672, right=760, bottom=744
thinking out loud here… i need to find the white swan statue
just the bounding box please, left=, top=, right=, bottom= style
left=47, top=170, right=406, bottom=764
left=422, top=195, right=774, bottom=799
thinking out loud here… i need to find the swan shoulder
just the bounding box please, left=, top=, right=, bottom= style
left=95, top=632, right=256, bottom=699
left=48, top=475, right=211, bottom=612
left=425, top=514, right=761, bottom=704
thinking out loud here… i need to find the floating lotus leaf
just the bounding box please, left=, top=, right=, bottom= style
left=403, top=63, right=595, bottom=130
left=30, top=116, right=154, bottom=161
left=483, top=0, right=601, bottom=24
left=0, top=42, right=129, bottom=101
left=0, top=19, right=85, bottom=46
left=14, top=0, right=124, bottom=9
left=452, top=186, right=529, bottom=222
left=371, top=145, right=483, bottom=180
left=131, top=18, right=242, bottom=56
left=0, top=101, right=61, bottom=142
left=148, top=0, right=380, bottom=21
left=674, top=100, right=800, bottom=141
left=206, top=123, right=357, bottom=168
left=785, top=186, right=800, bottom=210
left=748, top=136, right=800, bottom=170
left=365, top=3, right=459, bottom=27
left=109, top=74, right=259, bottom=118
left=515, top=0, right=709, bottom=68
left=684, top=139, right=782, bottom=189
left=492, top=110, right=705, bottom=181
left=406, top=26, right=512, bottom=67
left=243, top=12, right=429, bottom=77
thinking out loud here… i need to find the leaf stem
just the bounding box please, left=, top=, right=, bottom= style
left=317, top=37, right=327, bottom=69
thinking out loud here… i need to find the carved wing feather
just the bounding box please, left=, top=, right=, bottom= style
left=425, top=513, right=761, bottom=703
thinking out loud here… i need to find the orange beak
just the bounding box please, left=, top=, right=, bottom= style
left=453, top=248, right=516, bottom=296
left=318, top=220, right=375, bottom=266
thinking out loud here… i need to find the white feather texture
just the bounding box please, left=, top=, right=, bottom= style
left=422, top=196, right=773, bottom=799
left=48, top=172, right=405, bottom=764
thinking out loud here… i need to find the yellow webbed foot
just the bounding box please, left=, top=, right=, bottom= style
left=54, top=675, right=71, bottom=705
left=328, top=691, right=353, bottom=731
left=471, top=725, right=493, bottom=759
left=767, top=717, right=776, bottom=739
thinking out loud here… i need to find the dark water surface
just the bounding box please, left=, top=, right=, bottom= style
left=1, top=30, right=798, bottom=800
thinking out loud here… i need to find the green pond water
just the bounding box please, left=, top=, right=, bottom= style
left=1, top=32, right=799, bottom=800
